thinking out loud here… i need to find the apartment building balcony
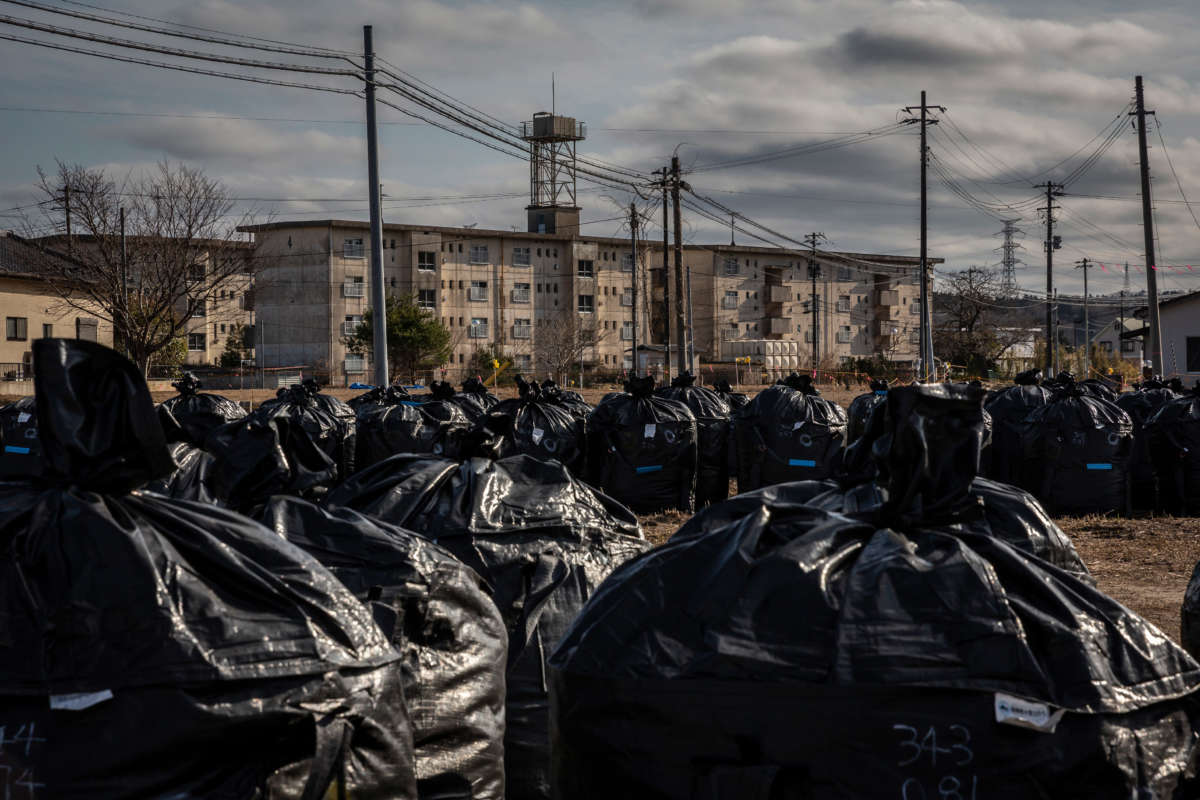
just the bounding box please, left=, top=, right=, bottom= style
left=767, top=317, right=791, bottom=335
left=768, top=285, right=791, bottom=304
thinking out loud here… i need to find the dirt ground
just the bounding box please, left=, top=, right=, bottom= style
left=137, top=380, right=1199, bottom=645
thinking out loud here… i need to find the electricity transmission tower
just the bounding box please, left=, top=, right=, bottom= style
left=995, top=219, right=1024, bottom=297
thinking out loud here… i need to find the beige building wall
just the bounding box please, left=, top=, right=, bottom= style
left=0, top=277, right=113, bottom=373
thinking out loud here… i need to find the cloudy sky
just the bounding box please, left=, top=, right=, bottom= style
left=3, top=0, right=1200, bottom=297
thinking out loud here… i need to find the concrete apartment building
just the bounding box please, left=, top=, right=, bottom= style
left=0, top=232, right=112, bottom=376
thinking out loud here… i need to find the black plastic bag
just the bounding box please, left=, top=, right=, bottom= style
left=1117, top=385, right=1180, bottom=511
left=247, top=378, right=357, bottom=489
left=733, top=372, right=847, bottom=491
left=355, top=387, right=472, bottom=470
left=586, top=375, right=698, bottom=513
left=143, top=440, right=220, bottom=503
left=1018, top=379, right=1133, bottom=515
left=326, top=452, right=647, bottom=800
left=550, top=383, right=1200, bottom=800
left=258, top=497, right=508, bottom=800
left=1148, top=382, right=1200, bottom=516
left=538, top=379, right=593, bottom=420
left=0, top=396, right=40, bottom=478
left=655, top=372, right=732, bottom=507
left=155, top=371, right=246, bottom=446
left=846, top=378, right=888, bottom=445
left=983, top=376, right=1054, bottom=487
left=349, top=381, right=411, bottom=409
left=0, top=339, right=417, bottom=799
left=712, top=379, right=749, bottom=410
left=480, top=377, right=587, bottom=475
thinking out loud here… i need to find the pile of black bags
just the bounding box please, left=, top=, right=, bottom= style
left=1117, top=378, right=1181, bottom=510
left=733, top=372, right=847, bottom=491
left=0, top=339, right=418, bottom=797
left=983, top=368, right=1052, bottom=487
left=0, top=395, right=39, bottom=477
left=478, top=376, right=587, bottom=474
left=326, top=451, right=648, bottom=800
left=846, top=377, right=888, bottom=445
left=155, top=371, right=246, bottom=445
left=587, top=375, right=698, bottom=513
left=353, top=382, right=471, bottom=469
left=551, top=382, right=1200, bottom=800
left=1149, top=380, right=1200, bottom=516
left=655, top=372, right=732, bottom=506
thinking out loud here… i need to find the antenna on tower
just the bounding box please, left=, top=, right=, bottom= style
left=995, top=219, right=1025, bottom=297
left=552, top=72, right=556, bottom=115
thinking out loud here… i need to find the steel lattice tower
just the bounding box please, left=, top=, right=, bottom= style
left=995, top=219, right=1024, bottom=297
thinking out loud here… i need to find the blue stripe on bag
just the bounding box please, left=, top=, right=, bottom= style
left=3, top=446, right=29, bottom=454
left=636, top=465, right=663, bottom=474
left=788, top=458, right=817, bottom=467
left=1086, top=463, right=1113, bottom=470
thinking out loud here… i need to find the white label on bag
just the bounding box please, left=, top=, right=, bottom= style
left=16, top=412, right=30, bottom=424
left=644, top=424, right=656, bottom=438
left=50, top=689, right=113, bottom=711
left=531, top=427, right=545, bottom=445
left=994, top=693, right=1064, bottom=733
left=793, top=421, right=803, bottom=430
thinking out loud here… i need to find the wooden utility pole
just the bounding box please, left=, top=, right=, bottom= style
left=1133, top=76, right=1163, bottom=377
left=658, top=168, right=671, bottom=381
left=1076, top=257, right=1092, bottom=377
left=363, top=25, right=388, bottom=386
left=671, top=155, right=687, bottom=376
left=629, top=201, right=638, bottom=376
left=903, top=91, right=944, bottom=381
left=1036, top=181, right=1063, bottom=374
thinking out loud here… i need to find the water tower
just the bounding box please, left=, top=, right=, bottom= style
left=521, top=111, right=586, bottom=234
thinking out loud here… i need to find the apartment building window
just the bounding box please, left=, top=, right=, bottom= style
left=42, top=323, right=52, bottom=339
left=345, top=354, right=367, bottom=373
left=1101, top=340, right=1114, bottom=353
left=836, top=325, right=852, bottom=343
left=724, top=257, right=739, bottom=276
left=837, top=295, right=851, bottom=312
left=513, top=247, right=531, bottom=267
left=417, top=251, right=437, bottom=271
left=909, top=330, right=921, bottom=344
left=620, top=253, right=633, bottom=271
left=621, top=321, right=634, bottom=340
left=537, top=283, right=543, bottom=294
left=536, top=248, right=542, bottom=257
left=514, top=353, right=532, bottom=370
left=468, top=317, right=488, bottom=339
left=512, top=318, right=532, bottom=339
left=343, top=238, right=365, bottom=259
left=837, top=266, right=852, bottom=281
left=578, top=294, right=594, bottom=313
left=190, top=299, right=206, bottom=317
left=723, top=291, right=738, bottom=310
left=417, top=289, right=436, bottom=310
left=344, top=276, right=365, bottom=297
left=468, top=245, right=489, bottom=264
left=1122, top=339, right=1137, bottom=353
left=5, top=317, right=27, bottom=341
left=187, top=263, right=206, bottom=282
left=512, top=283, right=530, bottom=303
left=603, top=252, right=609, bottom=262
left=911, top=299, right=921, bottom=315
left=469, top=280, right=488, bottom=301
left=620, top=288, right=633, bottom=306
left=187, top=332, right=206, bottom=351
left=342, top=315, right=363, bottom=336
left=577, top=259, right=594, bottom=277
left=803, top=330, right=814, bottom=343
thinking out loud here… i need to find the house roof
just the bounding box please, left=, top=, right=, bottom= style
left=0, top=231, right=87, bottom=282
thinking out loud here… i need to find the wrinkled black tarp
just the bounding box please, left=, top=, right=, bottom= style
left=0, top=396, right=40, bottom=478
left=655, top=372, right=732, bottom=507
left=326, top=453, right=647, bottom=800
left=733, top=373, right=847, bottom=491
left=846, top=378, right=887, bottom=445
left=537, top=380, right=593, bottom=420
left=257, top=378, right=357, bottom=476
left=1117, top=385, right=1180, bottom=510
left=155, top=371, right=246, bottom=446
left=586, top=376, right=698, bottom=513
left=551, top=383, right=1200, bottom=800
left=354, top=387, right=472, bottom=470
left=983, top=378, right=1053, bottom=487
left=258, top=497, right=508, bottom=800
left=1148, top=383, right=1200, bottom=516
left=442, top=378, right=499, bottom=422
left=143, top=440, right=219, bottom=503
left=713, top=379, right=749, bottom=410
left=480, top=378, right=586, bottom=475
left=1019, top=382, right=1132, bottom=515
left=0, top=339, right=416, bottom=798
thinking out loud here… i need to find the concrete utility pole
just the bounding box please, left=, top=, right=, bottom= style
left=671, top=155, right=687, bottom=376
left=629, top=201, right=638, bottom=376
left=903, top=91, right=945, bottom=381
left=685, top=265, right=695, bottom=374
left=1076, top=257, right=1092, bottom=377
left=657, top=167, right=671, bottom=382
left=1133, top=76, right=1164, bottom=377
left=1052, top=289, right=1060, bottom=375
left=120, top=206, right=128, bottom=355
left=1036, top=181, right=1064, bottom=374
left=803, top=232, right=825, bottom=373
left=363, top=25, right=388, bottom=387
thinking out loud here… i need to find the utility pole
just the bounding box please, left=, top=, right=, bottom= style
left=1035, top=181, right=1064, bottom=374
left=1133, top=75, right=1163, bottom=377
left=729, top=213, right=736, bottom=246
left=1075, top=258, right=1092, bottom=377
left=903, top=91, right=945, bottom=381
left=120, top=206, right=128, bottom=356
left=1053, top=289, right=1060, bottom=375
left=671, top=155, right=687, bottom=376
left=629, top=201, right=638, bottom=376
left=657, top=167, right=671, bottom=382
left=685, top=266, right=695, bottom=374
left=1120, top=262, right=1129, bottom=369
left=363, top=25, right=388, bottom=387
left=803, top=232, right=825, bottom=373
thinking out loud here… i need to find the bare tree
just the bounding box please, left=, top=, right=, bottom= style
left=26, top=160, right=255, bottom=374
left=534, top=312, right=610, bottom=385
left=933, top=266, right=1027, bottom=375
